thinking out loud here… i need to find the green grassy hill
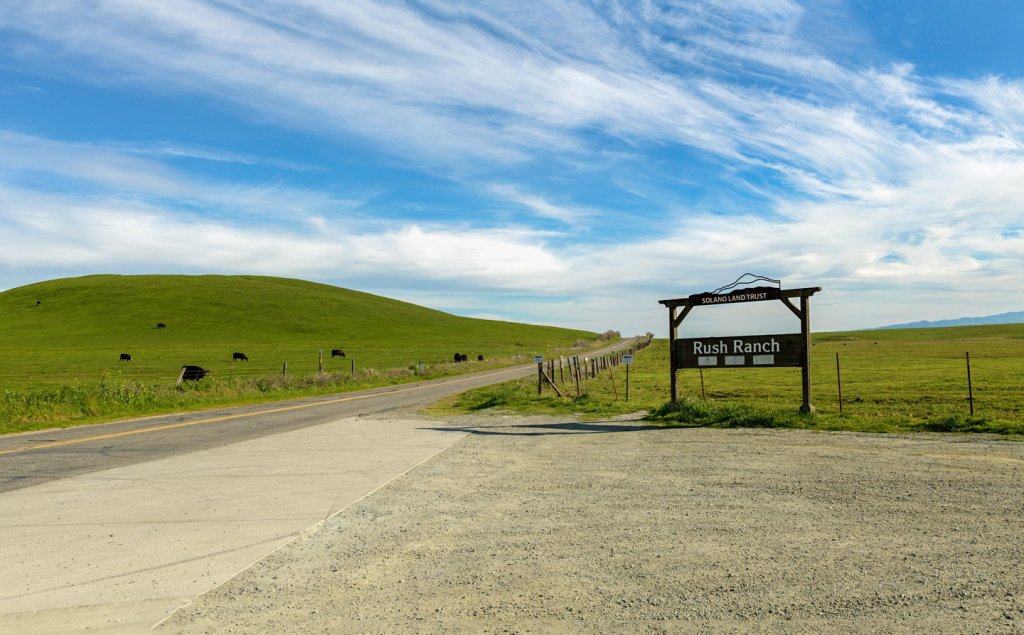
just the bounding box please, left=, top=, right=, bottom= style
left=0, top=274, right=597, bottom=390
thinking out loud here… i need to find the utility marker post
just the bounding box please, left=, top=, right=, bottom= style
left=534, top=355, right=544, bottom=395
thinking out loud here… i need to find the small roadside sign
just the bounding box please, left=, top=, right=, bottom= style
left=623, top=354, right=634, bottom=364
left=533, top=355, right=544, bottom=363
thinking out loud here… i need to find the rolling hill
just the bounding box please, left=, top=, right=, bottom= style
left=0, top=274, right=597, bottom=389
left=877, top=311, right=1024, bottom=330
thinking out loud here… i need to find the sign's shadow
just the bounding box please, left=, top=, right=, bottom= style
left=419, top=421, right=663, bottom=436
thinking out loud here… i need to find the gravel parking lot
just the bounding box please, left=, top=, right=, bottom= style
left=161, top=415, right=1024, bottom=634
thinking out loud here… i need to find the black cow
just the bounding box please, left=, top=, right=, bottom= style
left=454, top=353, right=469, bottom=362
left=477, top=354, right=484, bottom=361
left=331, top=349, right=346, bottom=357
left=156, top=323, right=167, bottom=329
left=180, top=365, right=208, bottom=381
left=232, top=352, right=248, bottom=362
left=119, top=353, right=132, bottom=362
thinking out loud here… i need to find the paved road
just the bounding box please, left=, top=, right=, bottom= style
left=0, top=362, right=541, bottom=493
left=0, top=341, right=634, bottom=633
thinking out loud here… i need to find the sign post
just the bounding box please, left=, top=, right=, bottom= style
left=659, top=275, right=821, bottom=412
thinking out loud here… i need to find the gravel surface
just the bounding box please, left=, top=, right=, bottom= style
left=160, top=415, right=1024, bottom=634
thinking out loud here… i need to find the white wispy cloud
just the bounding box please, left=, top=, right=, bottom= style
left=0, top=131, right=366, bottom=222
left=487, top=184, right=591, bottom=226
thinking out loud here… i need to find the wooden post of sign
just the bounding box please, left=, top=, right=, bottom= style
left=625, top=362, right=630, bottom=402
left=537, top=361, right=543, bottom=396
left=799, top=294, right=813, bottom=413
left=669, top=306, right=678, bottom=402
left=318, top=349, right=323, bottom=374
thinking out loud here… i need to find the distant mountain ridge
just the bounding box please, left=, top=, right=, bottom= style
left=877, top=311, right=1024, bottom=330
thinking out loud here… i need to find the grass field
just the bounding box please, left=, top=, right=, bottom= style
left=432, top=324, right=1024, bottom=435
left=0, top=275, right=603, bottom=433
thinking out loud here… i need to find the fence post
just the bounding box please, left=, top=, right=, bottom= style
left=282, top=361, right=287, bottom=378
left=836, top=352, right=843, bottom=415
left=574, top=357, right=581, bottom=396
left=318, top=348, right=323, bottom=374
left=966, top=352, right=974, bottom=416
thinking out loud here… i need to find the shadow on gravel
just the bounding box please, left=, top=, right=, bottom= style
left=420, top=421, right=663, bottom=436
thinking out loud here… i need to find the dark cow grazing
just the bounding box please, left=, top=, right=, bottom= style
left=35, top=300, right=41, bottom=306
left=331, top=349, right=346, bottom=357
left=232, top=352, right=248, bottom=362
left=477, top=354, right=484, bottom=361
left=454, top=353, right=469, bottom=362
left=180, top=365, right=208, bottom=381
left=156, top=323, right=167, bottom=329
left=119, top=353, right=132, bottom=362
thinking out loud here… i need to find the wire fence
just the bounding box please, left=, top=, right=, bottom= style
left=675, top=345, right=1024, bottom=422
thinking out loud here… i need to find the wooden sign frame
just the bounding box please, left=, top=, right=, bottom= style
left=659, top=280, right=821, bottom=412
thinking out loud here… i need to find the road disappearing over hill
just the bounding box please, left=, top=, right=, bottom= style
left=0, top=339, right=636, bottom=633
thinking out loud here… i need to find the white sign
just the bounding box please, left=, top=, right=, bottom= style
left=623, top=354, right=634, bottom=364
left=533, top=355, right=544, bottom=363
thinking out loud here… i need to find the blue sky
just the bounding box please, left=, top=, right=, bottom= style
left=2, top=1, right=1023, bottom=337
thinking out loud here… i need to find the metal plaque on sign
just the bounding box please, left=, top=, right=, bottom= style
left=675, top=333, right=804, bottom=368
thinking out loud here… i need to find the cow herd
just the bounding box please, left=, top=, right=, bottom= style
left=118, top=346, right=483, bottom=382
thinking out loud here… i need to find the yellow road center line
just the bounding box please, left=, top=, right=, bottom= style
left=1, top=367, right=526, bottom=456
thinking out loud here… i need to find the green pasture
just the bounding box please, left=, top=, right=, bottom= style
left=434, top=324, right=1024, bottom=435
left=0, top=275, right=602, bottom=433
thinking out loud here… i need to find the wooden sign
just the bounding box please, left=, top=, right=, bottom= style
left=659, top=274, right=821, bottom=412
left=675, top=333, right=804, bottom=368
